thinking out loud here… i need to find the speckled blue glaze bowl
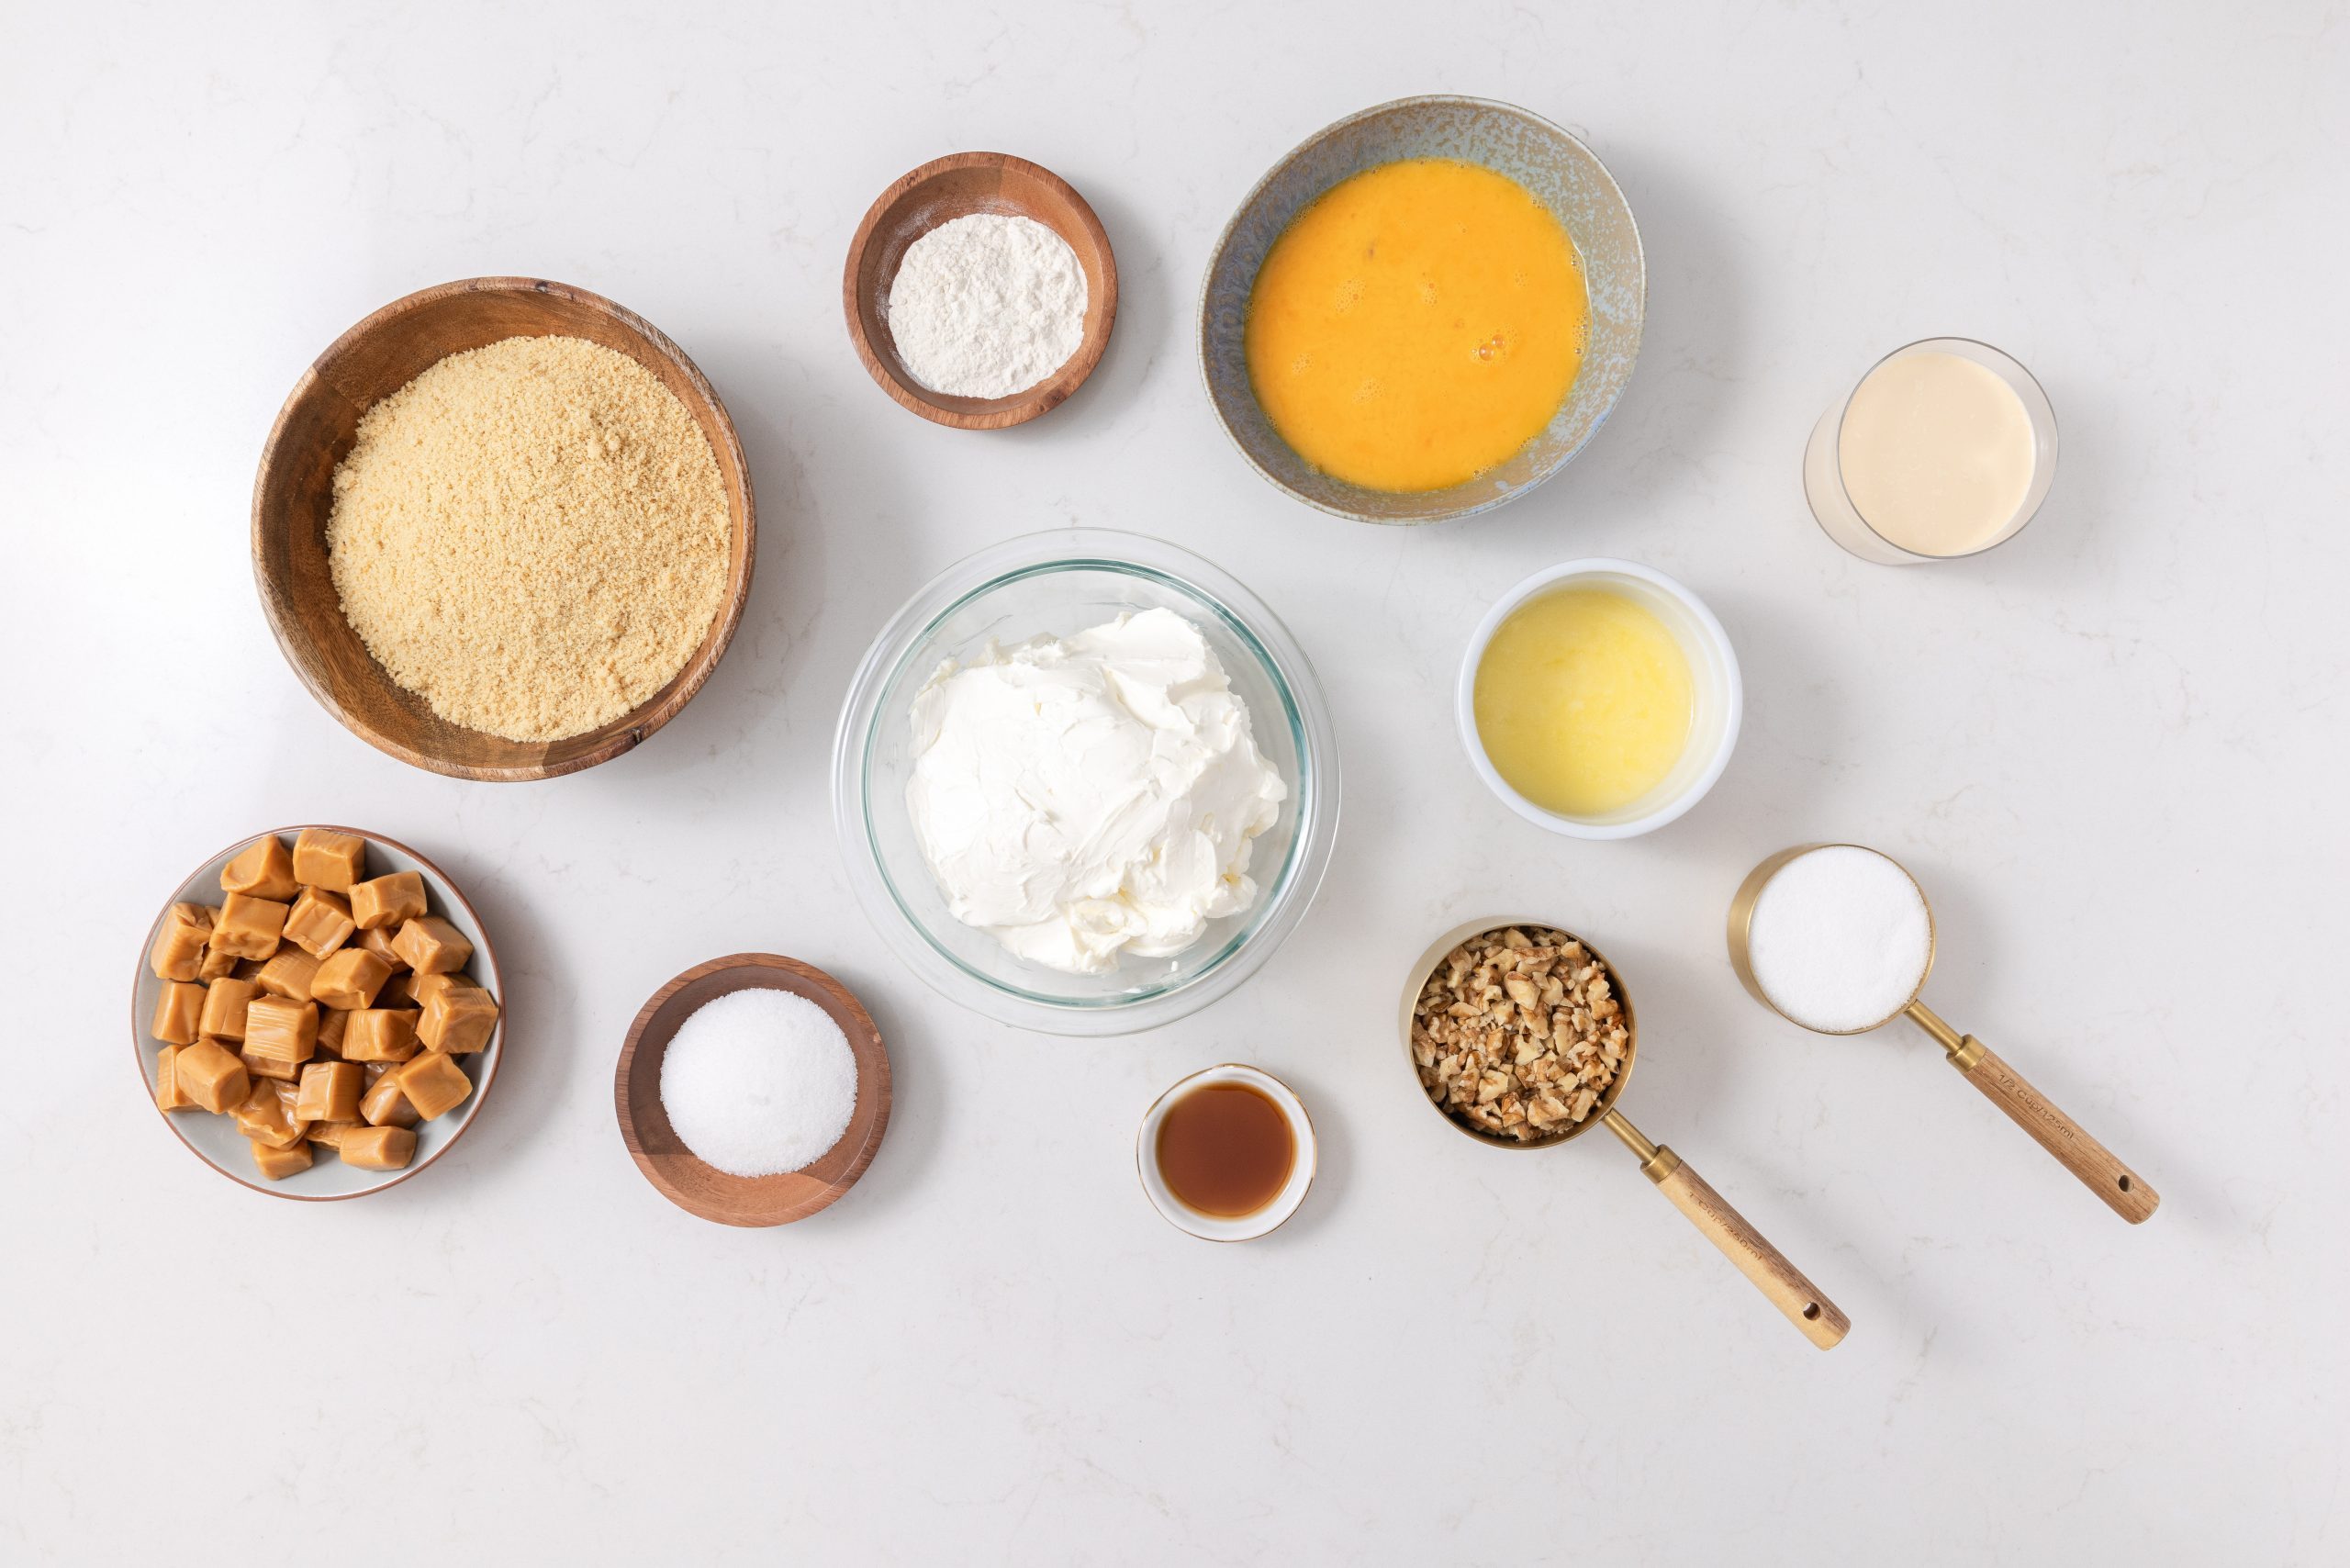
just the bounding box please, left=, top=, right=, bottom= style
left=1200, top=95, right=1645, bottom=524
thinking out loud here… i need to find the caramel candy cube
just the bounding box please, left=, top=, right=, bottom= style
left=198, top=978, right=257, bottom=1042
left=284, top=888, right=356, bottom=960
left=341, top=1008, right=419, bottom=1063
left=312, top=948, right=394, bottom=1011
left=151, top=980, right=206, bottom=1045
left=396, top=1052, right=473, bottom=1121
left=355, top=924, right=408, bottom=973
left=317, top=1007, right=350, bottom=1056
left=149, top=902, right=216, bottom=981
left=241, top=1048, right=298, bottom=1082
left=350, top=872, right=426, bottom=931
left=254, top=947, right=319, bottom=1003
left=358, top=1070, right=420, bottom=1128
left=408, top=971, right=464, bottom=1011
left=294, top=1060, right=366, bottom=1124
left=292, top=828, right=367, bottom=892
left=418, top=983, right=499, bottom=1055
left=251, top=1138, right=314, bottom=1181
left=340, top=1125, right=417, bottom=1170
left=220, top=835, right=298, bottom=901
left=196, top=941, right=240, bottom=982
left=155, top=1045, right=193, bottom=1111
left=243, top=996, right=319, bottom=1065
left=233, top=1080, right=310, bottom=1148
left=391, top=917, right=472, bottom=976
left=211, top=892, right=289, bottom=961
left=175, top=1039, right=249, bottom=1114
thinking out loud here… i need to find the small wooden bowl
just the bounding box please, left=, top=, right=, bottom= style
left=131, top=826, right=507, bottom=1201
left=615, top=955, right=892, bottom=1226
left=843, top=151, right=1118, bottom=430
left=252, top=277, right=757, bottom=781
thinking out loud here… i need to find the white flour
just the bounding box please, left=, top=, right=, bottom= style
left=885, top=213, right=1087, bottom=398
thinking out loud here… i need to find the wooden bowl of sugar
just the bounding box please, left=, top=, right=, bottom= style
left=614, top=954, right=891, bottom=1226
left=843, top=151, right=1119, bottom=430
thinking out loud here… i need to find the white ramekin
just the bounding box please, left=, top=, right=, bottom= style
left=1135, top=1064, right=1317, bottom=1242
left=1455, top=558, right=1742, bottom=839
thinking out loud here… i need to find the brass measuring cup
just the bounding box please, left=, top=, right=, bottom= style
left=1728, top=846, right=2158, bottom=1224
left=1401, top=919, right=1851, bottom=1350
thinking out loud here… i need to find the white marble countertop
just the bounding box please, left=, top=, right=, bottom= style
left=6, top=2, right=2344, bottom=1561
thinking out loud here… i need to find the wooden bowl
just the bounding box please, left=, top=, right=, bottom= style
left=252, top=277, right=757, bottom=781
left=614, top=955, right=892, bottom=1226
left=131, top=826, right=507, bottom=1201
left=843, top=151, right=1118, bottom=430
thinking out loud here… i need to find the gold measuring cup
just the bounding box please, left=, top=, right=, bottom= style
left=1728, top=845, right=2158, bottom=1224
left=1401, top=919, right=1851, bottom=1350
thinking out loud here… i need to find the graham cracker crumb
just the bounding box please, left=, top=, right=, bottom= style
left=325, top=334, right=731, bottom=743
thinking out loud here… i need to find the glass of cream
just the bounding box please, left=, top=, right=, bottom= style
left=1802, top=338, right=2057, bottom=565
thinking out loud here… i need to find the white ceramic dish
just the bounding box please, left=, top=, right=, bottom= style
left=1135, top=1064, right=1317, bottom=1242
left=1456, top=558, right=1742, bottom=839
left=130, top=826, right=505, bottom=1200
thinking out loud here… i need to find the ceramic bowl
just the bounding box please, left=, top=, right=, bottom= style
left=614, top=954, right=891, bottom=1227
left=1135, top=1064, right=1317, bottom=1241
left=832, top=529, right=1341, bottom=1036
left=844, top=151, right=1119, bottom=429
left=131, top=827, right=505, bottom=1200
left=1200, top=95, right=1645, bottom=523
left=1456, top=559, right=1742, bottom=838
left=253, top=276, right=756, bottom=781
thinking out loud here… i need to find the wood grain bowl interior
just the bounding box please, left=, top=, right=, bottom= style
left=252, top=276, right=756, bottom=782
left=615, top=954, right=892, bottom=1227
left=844, top=151, right=1119, bottom=430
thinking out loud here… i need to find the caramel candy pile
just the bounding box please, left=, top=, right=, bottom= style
left=1410, top=924, right=1628, bottom=1143
left=148, top=830, right=500, bottom=1181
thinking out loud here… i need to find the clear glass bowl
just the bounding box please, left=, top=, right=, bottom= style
left=832, top=530, right=1341, bottom=1036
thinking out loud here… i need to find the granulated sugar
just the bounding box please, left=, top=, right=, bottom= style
left=1746, top=846, right=1931, bottom=1032
left=326, top=334, right=730, bottom=743
left=659, top=989, right=858, bottom=1178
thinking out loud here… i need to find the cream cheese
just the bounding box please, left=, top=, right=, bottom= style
left=905, top=608, right=1289, bottom=976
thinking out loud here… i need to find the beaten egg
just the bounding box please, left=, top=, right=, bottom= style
left=1245, top=157, right=1588, bottom=494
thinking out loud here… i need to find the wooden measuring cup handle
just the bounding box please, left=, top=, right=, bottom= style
left=1948, top=1037, right=2160, bottom=1223
left=1645, top=1148, right=1850, bottom=1350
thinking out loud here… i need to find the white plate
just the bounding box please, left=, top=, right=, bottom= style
left=130, top=825, right=505, bottom=1200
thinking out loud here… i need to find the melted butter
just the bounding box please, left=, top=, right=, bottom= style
left=1472, top=588, right=1693, bottom=817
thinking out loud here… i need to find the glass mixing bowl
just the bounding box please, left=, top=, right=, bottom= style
left=833, top=530, right=1341, bottom=1036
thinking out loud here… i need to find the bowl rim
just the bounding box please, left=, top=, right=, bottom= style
left=830, top=527, right=1342, bottom=1036
left=1134, top=1063, right=1318, bottom=1241
left=841, top=150, right=1120, bottom=431
left=1195, top=93, right=1647, bottom=525
left=251, top=274, right=757, bottom=782
left=612, top=952, right=892, bottom=1226
left=130, top=825, right=507, bottom=1201
left=1453, top=558, right=1744, bottom=839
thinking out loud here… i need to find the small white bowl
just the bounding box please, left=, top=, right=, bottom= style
left=132, top=827, right=505, bottom=1200
left=1456, top=558, right=1742, bottom=839
left=1135, top=1064, right=1317, bottom=1241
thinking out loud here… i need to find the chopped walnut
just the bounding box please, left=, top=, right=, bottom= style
left=1411, top=924, right=1629, bottom=1143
